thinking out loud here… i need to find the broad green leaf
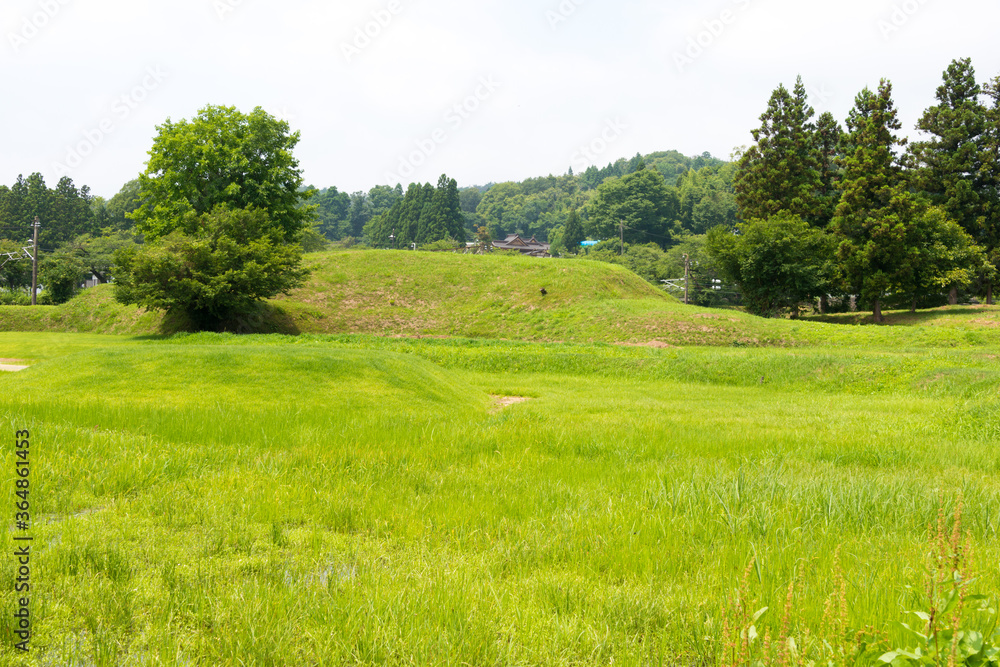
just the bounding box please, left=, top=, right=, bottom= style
left=752, top=607, right=769, bottom=623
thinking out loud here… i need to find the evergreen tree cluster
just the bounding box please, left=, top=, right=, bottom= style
left=721, top=60, right=1000, bottom=320
left=308, top=184, right=403, bottom=242
left=363, top=175, right=465, bottom=248
left=0, top=173, right=102, bottom=252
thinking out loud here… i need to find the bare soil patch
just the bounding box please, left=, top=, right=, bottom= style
left=490, top=395, right=532, bottom=412
left=618, top=340, right=679, bottom=349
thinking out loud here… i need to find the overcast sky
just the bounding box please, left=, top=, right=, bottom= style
left=2, top=0, right=999, bottom=199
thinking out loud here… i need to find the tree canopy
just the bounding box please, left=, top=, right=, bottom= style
left=129, top=105, right=312, bottom=242
left=114, top=105, right=312, bottom=329
left=587, top=166, right=681, bottom=250
left=707, top=212, right=837, bottom=317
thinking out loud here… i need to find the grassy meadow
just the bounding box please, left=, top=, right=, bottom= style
left=0, top=252, right=999, bottom=665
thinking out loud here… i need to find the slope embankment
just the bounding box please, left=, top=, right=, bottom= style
left=3, top=249, right=999, bottom=347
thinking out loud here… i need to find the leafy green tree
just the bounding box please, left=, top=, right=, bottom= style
left=115, top=207, right=308, bottom=329
left=311, top=186, right=351, bottom=240
left=38, top=252, right=87, bottom=305
left=105, top=179, right=142, bottom=231
left=65, top=232, right=140, bottom=284
left=588, top=165, right=680, bottom=249
left=300, top=224, right=330, bottom=253
left=664, top=235, right=737, bottom=307
left=459, top=187, right=482, bottom=213
left=116, top=106, right=311, bottom=329
left=734, top=76, right=822, bottom=224
left=562, top=209, right=585, bottom=251
left=898, top=206, right=990, bottom=311
left=677, top=163, right=740, bottom=234
left=909, top=58, right=991, bottom=302
left=368, top=184, right=403, bottom=220
left=707, top=212, right=837, bottom=317
left=129, top=105, right=313, bottom=241
left=477, top=182, right=527, bottom=240
left=347, top=192, right=372, bottom=238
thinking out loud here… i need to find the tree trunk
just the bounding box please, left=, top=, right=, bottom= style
left=949, top=287, right=958, bottom=305
left=873, top=298, right=884, bottom=324
left=911, top=298, right=917, bottom=313
left=988, top=280, right=994, bottom=306
left=819, top=294, right=829, bottom=314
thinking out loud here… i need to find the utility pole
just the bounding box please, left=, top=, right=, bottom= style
left=683, top=253, right=689, bottom=305
left=30, top=216, right=39, bottom=306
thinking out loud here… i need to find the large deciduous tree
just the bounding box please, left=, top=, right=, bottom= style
left=115, top=105, right=312, bottom=329
left=706, top=212, right=837, bottom=317
left=128, top=105, right=313, bottom=241
left=115, top=207, right=308, bottom=328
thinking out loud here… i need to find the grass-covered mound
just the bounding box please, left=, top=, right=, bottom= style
left=275, top=250, right=793, bottom=345
left=0, top=285, right=164, bottom=335
left=4, top=250, right=1000, bottom=349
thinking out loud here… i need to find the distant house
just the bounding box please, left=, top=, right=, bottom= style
left=491, top=234, right=551, bottom=257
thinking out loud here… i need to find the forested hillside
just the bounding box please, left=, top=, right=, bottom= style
left=306, top=149, right=738, bottom=252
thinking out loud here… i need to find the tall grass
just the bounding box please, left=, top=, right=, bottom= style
left=0, top=332, right=998, bottom=664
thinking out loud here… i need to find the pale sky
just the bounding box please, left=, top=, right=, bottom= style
left=2, top=0, right=999, bottom=199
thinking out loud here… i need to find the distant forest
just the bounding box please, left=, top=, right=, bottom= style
left=307, top=149, right=737, bottom=253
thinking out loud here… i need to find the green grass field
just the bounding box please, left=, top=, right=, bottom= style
left=1, top=252, right=999, bottom=665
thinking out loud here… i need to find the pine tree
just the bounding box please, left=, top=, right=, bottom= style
left=814, top=111, right=845, bottom=227
left=733, top=76, right=822, bottom=224
left=441, top=176, right=465, bottom=242
left=415, top=183, right=439, bottom=244
left=979, top=74, right=1000, bottom=303
left=832, top=80, right=920, bottom=322
left=563, top=209, right=585, bottom=251
left=910, top=58, right=991, bottom=302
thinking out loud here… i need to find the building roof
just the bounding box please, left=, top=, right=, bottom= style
left=492, top=234, right=551, bottom=256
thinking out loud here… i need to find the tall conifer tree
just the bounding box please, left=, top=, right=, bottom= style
left=910, top=58, right=992, bottom=301
left=734, top=76, right=822, bottom=224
